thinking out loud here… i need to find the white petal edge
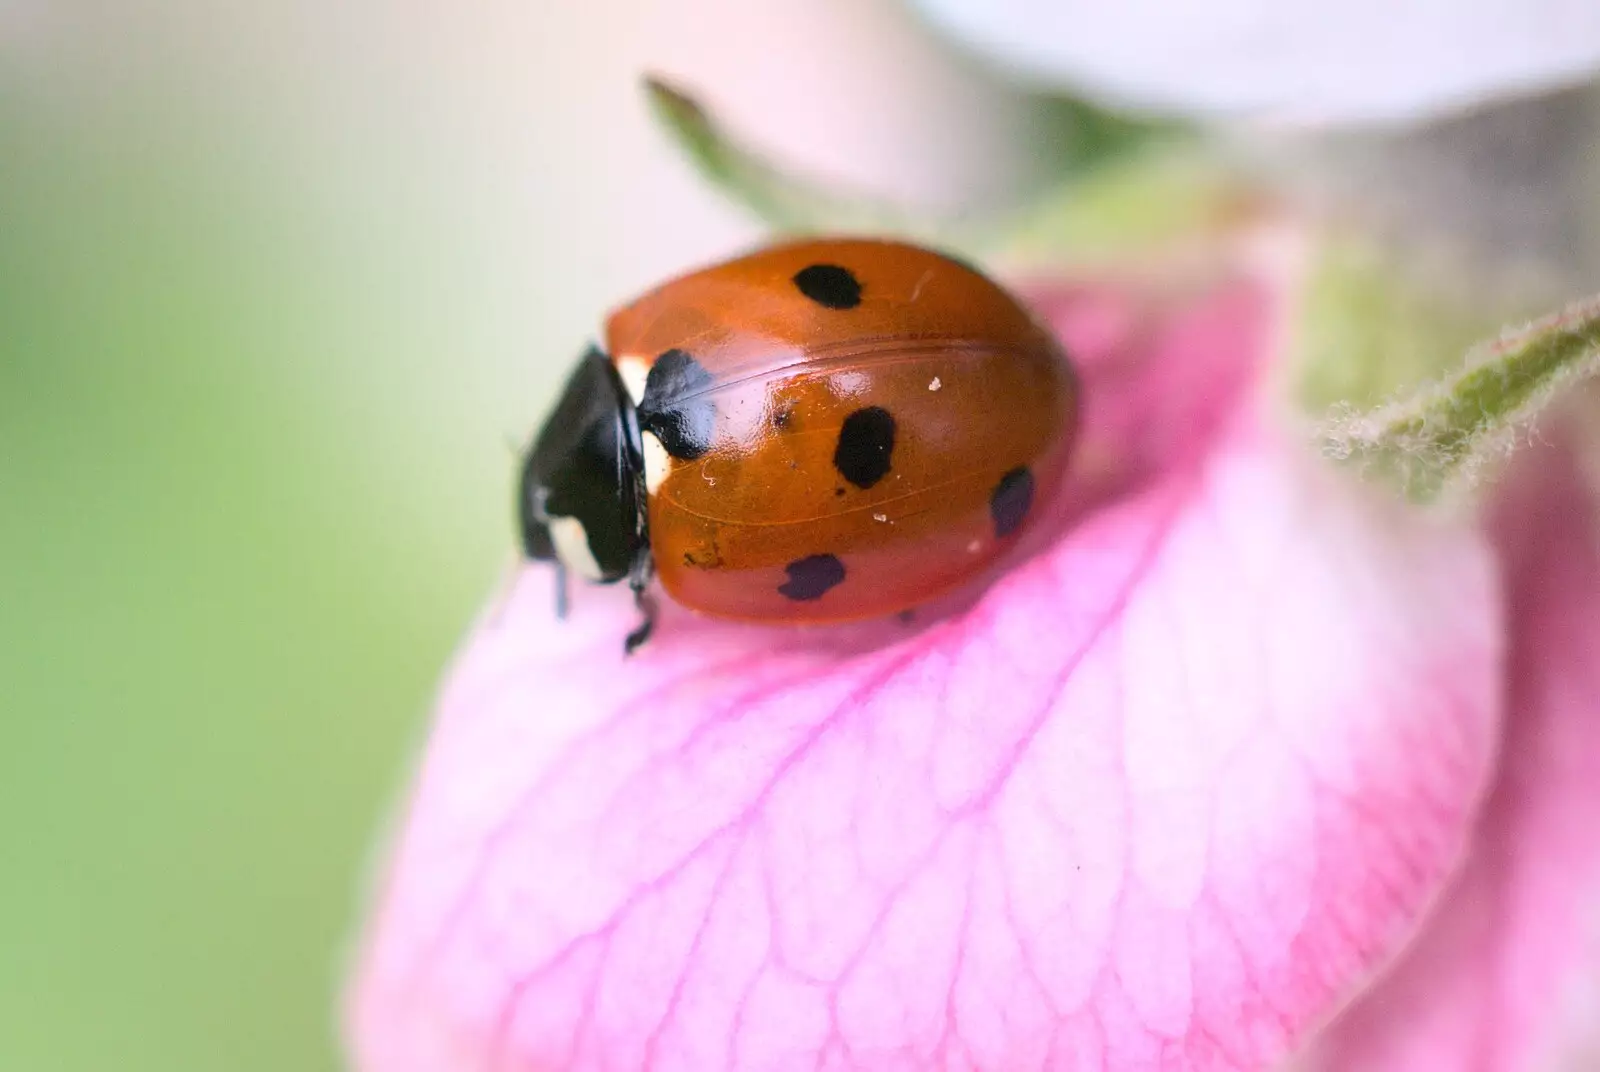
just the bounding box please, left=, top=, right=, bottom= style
left=912, top=0, right=1600, bottom=125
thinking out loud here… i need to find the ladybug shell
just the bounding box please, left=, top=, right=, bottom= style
left=605, top=237, right=1077, bottom=624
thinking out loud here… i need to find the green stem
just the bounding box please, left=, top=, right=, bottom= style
left=1321, top=294, right=1600, bottom=502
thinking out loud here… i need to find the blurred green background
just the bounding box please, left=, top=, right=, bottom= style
left=11, top=1, right=1599, bottom=1068
left=0, top=2, right=1063, bottom=1067
left=0, top=73, right=495, bottom=1072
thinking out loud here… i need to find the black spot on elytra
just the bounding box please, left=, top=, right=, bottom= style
left=833, top=406, right=896, bottom=489
left=637, top=348, right=716, bottom=460
left=990, top=467, right=1035, bottom=538
left=778, top=553, right=846, bottom=601
left=834, top=487, right=846, bottom=497
left=793, top=264, right=862, bottom=310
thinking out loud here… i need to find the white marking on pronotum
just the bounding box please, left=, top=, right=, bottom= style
left=616, top=354, right=651, bottom=407
left=928, top=376, right=942, bottom=392
left=547, top=515, right=605, bottom=580
left=641, top=429, right=672, bottom=495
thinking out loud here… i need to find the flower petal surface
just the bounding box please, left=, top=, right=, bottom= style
left=1301, top=433, right=1600, bottom=1071
left=347, top=277, right=1502, bottom=1071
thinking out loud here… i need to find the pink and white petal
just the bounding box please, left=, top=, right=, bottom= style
left=345, top=278, right=1504, bottom=1071
left=1298, top=432, right=1600, bottom=1072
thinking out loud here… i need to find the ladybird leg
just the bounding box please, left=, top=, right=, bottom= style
left=553, top=561, right=570, bottom=621
left=623, top=595, right=656, bottom=655
left=622, top=547, right=657, bottom=655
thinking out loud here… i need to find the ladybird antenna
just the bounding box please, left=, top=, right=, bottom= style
left=553, top=561, right=570, bottom=621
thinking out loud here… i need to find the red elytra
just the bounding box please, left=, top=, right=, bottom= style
left=517, top=237, right=1079, bottom=649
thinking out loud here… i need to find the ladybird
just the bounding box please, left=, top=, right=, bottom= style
left=517, top=237, right=1079, bottom=652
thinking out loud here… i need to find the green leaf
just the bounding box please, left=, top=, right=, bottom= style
left=1320, top=292, right=1600, bottom=503
left=643, top=76, right=929, bottom=238
left=987, top=151, right=1252, bottom=267
left=1295, top=239, right=1501, bottom=412
left=642, top=75, right=1233, bottom=259
left=1024, top=89, right=1195, bottom=183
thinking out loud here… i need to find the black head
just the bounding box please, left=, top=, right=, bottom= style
left=517, top=346, right=647, bottom=584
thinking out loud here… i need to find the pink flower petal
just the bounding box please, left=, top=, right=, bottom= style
left=346, top=276, right=1502, bottom=1071
left=1299, top=432, right=1600, bottom=1070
